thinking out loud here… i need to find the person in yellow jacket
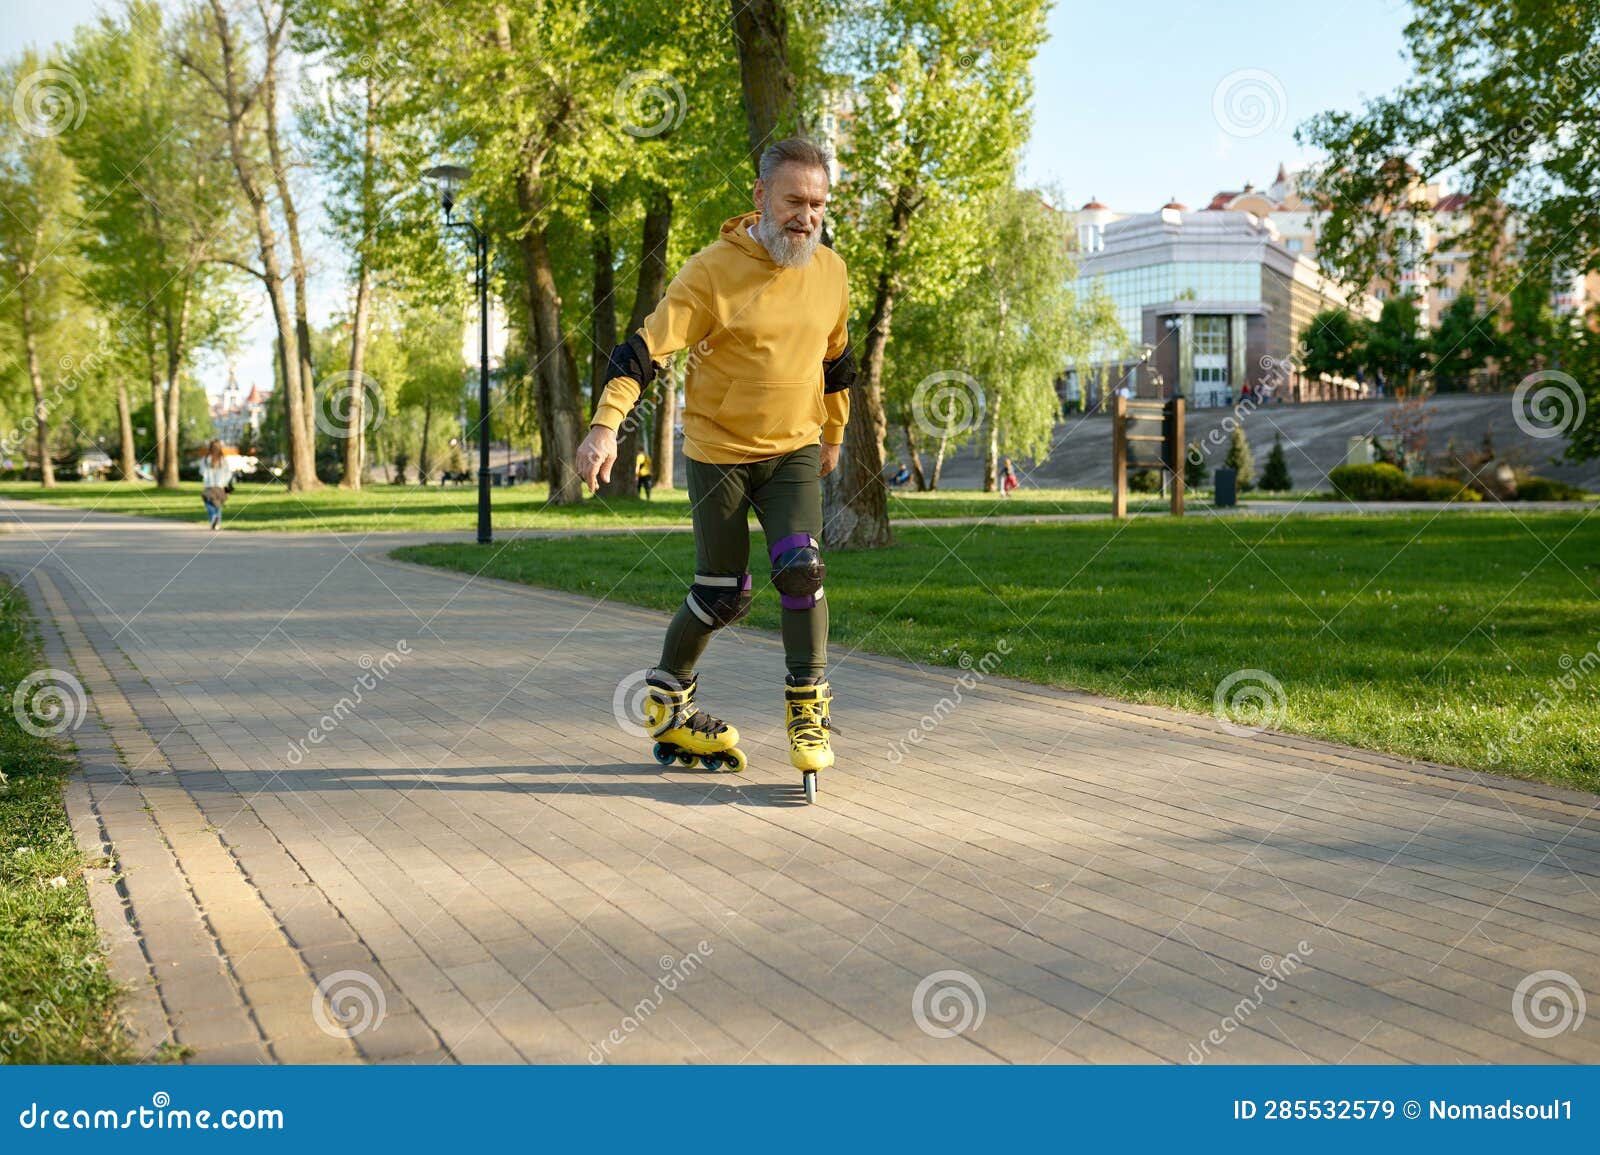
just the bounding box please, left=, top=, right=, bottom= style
left=577, top=138, right=854, bottom=801
left=635, top=450, right=653, bottom=500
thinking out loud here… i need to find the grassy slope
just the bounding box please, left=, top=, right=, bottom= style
left=396, top=511, right=1600, bottom=791
left=0, top=582, right=130, bottom=1063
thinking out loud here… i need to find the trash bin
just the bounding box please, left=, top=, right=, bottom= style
left=1214, top=467, right=1237, bottom=508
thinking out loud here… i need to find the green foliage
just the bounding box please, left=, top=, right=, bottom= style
left=1329, top=463, right=1411, bottom=500
left=1516, top=476, right=1587, bottom=501
left=1327, top=461, right=1480, bottom=501
left=1364, top=294, right=1428, bottom=388
left=1300, top=0, right=1600, bottom=298
left=1259, top=434, right=1292, bottom=492
left=1223, top=424, right=1255, bottom=490
left=1183, top=441, right=1208, bottom=489
left=1429, top=290, right=1496, bottom=390
left=1128, top=469, right=1162, bottom=494
left=1405, top=475, right=1482, bottom=502
left=1299, top=308, right=1365, bottom=381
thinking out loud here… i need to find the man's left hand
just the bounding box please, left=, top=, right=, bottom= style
left=820, top=442, right=840, bottom=478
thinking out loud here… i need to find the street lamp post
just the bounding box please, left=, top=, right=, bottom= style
left=424, top=164, right=492, bottom=544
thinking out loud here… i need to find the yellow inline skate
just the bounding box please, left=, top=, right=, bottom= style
left=785, top=677, right=835, bottom=803
left=645, top=672, right=747, bottom=772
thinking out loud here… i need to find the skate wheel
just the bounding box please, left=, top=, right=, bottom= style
left=676, top=751, right=697, bottom=767
left=652, top=743, right=676, bottom=767
left=722, top=748, right=747, bottom=773
left=803, top=771, right=817, bottom=804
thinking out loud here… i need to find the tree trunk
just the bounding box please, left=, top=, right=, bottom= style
left=653, top=365, right=676, bottom=492
left=200, top=0, right=314, bottom=490
left=146, top=325, right=167, bottom=481
left=261, top=28, right=316, bottom=461
left=516, top=177, right=584, bottom=505
left=160, top=288, right=191, bottom=488
left=588, top=183, right=616, bottom=416
left=930, top=432, right=948, bottom=490
left=729, top=0, right=800, bottom=174
left=343, top=261, right=372, bottom=488
left=342, top=77, right=377, bottom=490
left=903, top=421, right=928, bottom=491
left=822, top=181, right=913, bottom=549
left=115, top=382, right=137, bottom=481
left=419, top=397, right=433, bottom=482
left=601, top=185, right=672, bottom=500
left=982, top=397, right=1001, bottom=492
left=19, top=277, right=54, bottom=488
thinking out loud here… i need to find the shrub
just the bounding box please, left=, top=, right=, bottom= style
left=1129, top=469, right=1162, bottom=493
left=1183, top=442, right=1208, bottom=489
left=1404, top=475, right=1481, bottom=502
left=1259, top=434, right=1292, bottom=492
left=1328, top=462, right=1411, bottom=500
left=1516, top=476, right=1587, bottom=502
left=1224, top=425, right=1255, bottom=490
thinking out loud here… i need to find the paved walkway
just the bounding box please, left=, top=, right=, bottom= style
left=3, top=496, right=1598, bottom=1064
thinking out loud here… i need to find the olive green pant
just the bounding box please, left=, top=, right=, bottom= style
left=659, top=443, right=827, bottom=682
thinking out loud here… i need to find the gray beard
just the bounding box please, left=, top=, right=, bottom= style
left=754, top=209, right=821, bottom=268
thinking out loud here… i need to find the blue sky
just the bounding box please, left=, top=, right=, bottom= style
left=8, top=0, right=1417, bottom=395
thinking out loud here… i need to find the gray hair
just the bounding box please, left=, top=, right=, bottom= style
left=758, top=137, right=832, bottom=186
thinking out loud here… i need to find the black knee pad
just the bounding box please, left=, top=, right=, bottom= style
left=769, top=533, right=826, bottom=610
left=686, top=573, right=753, bottom=628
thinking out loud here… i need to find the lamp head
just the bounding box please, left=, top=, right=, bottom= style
left=423, top=164, right=472, bottom=215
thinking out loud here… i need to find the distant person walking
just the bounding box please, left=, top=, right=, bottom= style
left=198, top=440, right=237, bottom=531
left=1000, top=457, right=1019, bottom=498
left=636, top=450, right=654, bottom=500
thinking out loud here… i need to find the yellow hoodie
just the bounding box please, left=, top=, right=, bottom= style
left=591, top=210, right=851, bottom=464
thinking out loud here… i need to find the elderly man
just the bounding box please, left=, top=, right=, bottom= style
left=577, top=137, right=854, bottom=802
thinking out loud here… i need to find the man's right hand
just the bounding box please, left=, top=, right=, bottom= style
left=577, top=425, right=618, bottom=492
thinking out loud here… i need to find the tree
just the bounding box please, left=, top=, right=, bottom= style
left=1429, top=290, right=1497, bottom=390
left=1364, top=295, right=1428, bottom=392
left=1259, top=434, right=1292, bottom=491
left=0, top=51, right=87, bottom=488
left=826, top=0, right=1052, bottom=547
left=295, top=0, right=435, bottom=488
left=1300, top=0, right=1600, bottom=293
left=183, top=0, right=318, bottom=489
left=1224, top=424, right=1255, bottom=491
left=65, top=2, right=244, bottom=488
left=1299, top=307, right=1365, bottom=382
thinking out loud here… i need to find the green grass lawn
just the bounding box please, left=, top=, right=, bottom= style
left=395, top=510, right=1600, bottom=792
left=0, top=582, right=131, bottom=1064
left=0, top=479, right=1191, bottom=532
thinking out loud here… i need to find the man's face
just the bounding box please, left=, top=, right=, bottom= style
left=752, top=163, right=828, bottom=267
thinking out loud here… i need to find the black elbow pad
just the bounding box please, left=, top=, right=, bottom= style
left=607, top=332, right=656, bottom=388
left=823, top=342, right=856, bottom=394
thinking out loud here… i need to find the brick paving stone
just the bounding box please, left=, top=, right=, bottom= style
left=5, top=497, right=1599, bottom=1065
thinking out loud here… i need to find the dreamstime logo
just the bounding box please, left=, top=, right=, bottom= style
left=315, top=371, right=386, bottom=439
left=886, top=640, right=1012, bottom=765
left=612, top=669, right=657, bottom=739
left=1512, top=370, right=1585, bottom=440
left=1487, top=637, right=1599, bottom=765
left=1213, top=668, right=1287, bottom=736
left=12, top=669, right=88, bottom=738
left=1511, top=970, right=1586, bottom=1039
left=12, top=66, right=86, bottom=138
left=1188, top=942, right=1313, bottom=1063
left=912, top=970, right=986, bottom=1038
left=910, top=371, right=985, bottom=441
left=1211, top=68, right=1286, bottom=139
left=588, top=943, right=713, bottom=1063
left=284, top=642, right=410, bottom=766
left=615, top=70, right=687, bottom=138
left=311, top=970, right=386, bottom=1038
